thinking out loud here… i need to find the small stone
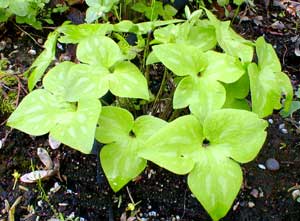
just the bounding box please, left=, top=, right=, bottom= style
left=266, top=158, right=280, bottom=171
left=28, top=49, right=36, bottom=55
left=37, top=38, right=44, bottom=44
left=258, top=164, right=266, bottom=170
left=268, top=119, right=274, bottom=124
left=248, top=201, right=255, bottom=208
left=292, top=189, right=300, bottom=201
left=278, top=123, right=285, bottom=130
left=250, top=189, right=259, bottom=198
left=281, top=128, right=288, bottom=134
left=148, top=211, right=157, bottom=217
left=0, top=40, right=6, bottom=51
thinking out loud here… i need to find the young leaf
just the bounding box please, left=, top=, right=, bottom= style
left=100, top=141, right=147, bottom=192
left=77, top=36, right=123, bottom=68
left=57, top=22, right=113, bottom=44
left=43, top=62, right=109, bottom=101
left=223, top=74, right=250, bottom=110
left=95, top=106, right=134, bottom=144
left=50, top=98, right=101, bottom=154
left=25, top=31, right=59, bottom=91
left=248, top=37, right=293, bottom=117
left=96, top=106, right=167, bottom=192
left=141, top=109, right=267, bottom=220
left=153, top=43, right=204, bottom=76
left=205, top=9, right=253, bottom=63
left=188, top=154, right=242, bottom=221
left=76, top=36, right=149, bottom=100
left=140, top=115, right=203, bottom=174
left=154, top=43, right=244, bottom=121
left=7, top=89, right=63, bottom=136
left=7, top=89, right=101, bottom=154
left=109, top=61, right=149, bottom=100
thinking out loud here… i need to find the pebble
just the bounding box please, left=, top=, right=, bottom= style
left=0, top=40, right=6, bottom=51
left=28, top=49, right=37, bottom=55
left=250, top=188, right=259, bottom=198
left=258, top=164, right=266, bottom=170
left=268, top=119, right=274, bottom=124
left=148, top=211, right=157, bottom=217
left=278, top=123, right=285, bottom=130
left=265, top=158, right=280, bottom=171
left=248, top=201, right=255, bottom=208
left=281, top=128, right=288, bottom=134
left=292, top=190, right=300, bottom=201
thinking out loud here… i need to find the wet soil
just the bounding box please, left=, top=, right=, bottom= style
left=1, top=1, right=300, bottom=220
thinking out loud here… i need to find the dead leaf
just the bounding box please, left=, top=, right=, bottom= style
left=20, top=170, right=54, bottom=183
left=49, top=135, right=61, bottom=150
left=37, top=148, right=53, bottom=170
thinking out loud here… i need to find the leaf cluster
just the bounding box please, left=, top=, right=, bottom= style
left=6, top=6, right=294, bottom=221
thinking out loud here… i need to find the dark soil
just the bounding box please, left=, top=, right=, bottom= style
left=1, top=1, right=300, bottom=221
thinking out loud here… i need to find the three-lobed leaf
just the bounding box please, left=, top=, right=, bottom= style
left=153, top=43, right=245, bottom=121
left=141, top=109, right=267, bottom=220
left=248, top=37, right=293, bottom=118
left=96, top=106, right=167, bottom=192
left=7, top=89, right=102, bottom=154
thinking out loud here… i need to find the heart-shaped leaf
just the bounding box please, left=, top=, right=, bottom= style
left=248, top=37, right=293, bottom=117
left=7, top=89, right=101, bottom=154
left=141, top=109, right=267, bottom=220
left=96, top=107, right=167, bottom=191
left=43, top=62, right=109, bottom=101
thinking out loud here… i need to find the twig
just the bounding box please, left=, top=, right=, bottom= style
left=13, top=23, right=43, bottom=48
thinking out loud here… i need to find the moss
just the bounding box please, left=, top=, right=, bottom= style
left=0, top=90, right=17, bottom=115
left=0, top=71, right=18, bottom=86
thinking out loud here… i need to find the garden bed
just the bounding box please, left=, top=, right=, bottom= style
left=1, top=1, right=300, bottom=220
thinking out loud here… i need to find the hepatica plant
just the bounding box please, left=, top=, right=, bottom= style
left=6, top=8, right=293, bottom=221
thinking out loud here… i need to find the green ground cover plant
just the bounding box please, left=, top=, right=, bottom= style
left=0, top=0, right=67, bottom=29
left=6, top=6, right=294, bottom=221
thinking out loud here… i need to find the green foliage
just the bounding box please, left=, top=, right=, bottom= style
left=85, top=0, right=120, bottom=23
left=6, top=6, right=294, bottom=221
left=25, top=31, right=59, bottom=91
left=248, top=37, right=293, bottom=118
left=140, top=109, right=267, bottom=220
left=131, top=1, right=177, bottom=20
left=95, top=106, right=166, bottom=192
left=0, top=0, right=68, bottom=29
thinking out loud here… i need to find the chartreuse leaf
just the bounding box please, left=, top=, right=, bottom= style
left=154, top=43, right=245, bottom=121
left=205, top=9, right=253, bottom=63
left=85, top=0, right=119, bottom=23
left=76, top=36, right=149, bottom=100
left=77, top=36, right=123, bottom=68
left=188, top=154, right=242, bottom=221
left=9, top=0, right=29, bottom=16
left=141, top=109, right=267, bottom=220
left=95, top=106, right=134, bottom=143
left=109, top=62, right=149, bottom=99
left=25, top=31, right=59, bottom=91
left=0, top=0, right=9, bottom=8
left=153, top=20, right=216, bottom=51
left=7, top=89, right=64, bottom=136
left=7, top=89, right=102, bottom=154
left=57, top=22, right=113, bottom=44
left=248, top=37, right=293, bottom=118
left=223, top=74, right=250, bottom=110
left=43, top=62, right=109, bottom=101
left=96, top=106, right=167, bottom=192
left=50, top=98, right=101, bottom=154
left=140, top=115, right=202, bottom=174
